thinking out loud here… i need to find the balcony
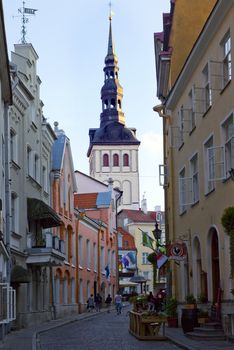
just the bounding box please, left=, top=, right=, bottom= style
left=26, top=232, right=65, bottom=266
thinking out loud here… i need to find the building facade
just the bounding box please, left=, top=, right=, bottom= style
left=74, top=189, right=118, bottom=309
left=155, top=0, right=234, bottom=333
left=0, top=0, right=13, bottom=338
left=87, top=16, right=140, bottom=210
left=51, top=123, right=78, bottom=318
left=8, top=43, right=64, bottom=329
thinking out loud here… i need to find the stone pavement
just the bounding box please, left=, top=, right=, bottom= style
left=0, top=305, right=234, bottom=350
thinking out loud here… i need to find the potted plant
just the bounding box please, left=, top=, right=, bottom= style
left=165, top=297, right=178, bottom=327
left=181, top=294, right=198, bottom=333
left=184, top=294, right=196, bottom=309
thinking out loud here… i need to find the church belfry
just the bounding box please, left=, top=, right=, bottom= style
left=87, top=14, right=140, bottom=210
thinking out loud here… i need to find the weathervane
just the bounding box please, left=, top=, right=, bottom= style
left=17, top=1, right=37, bottom=43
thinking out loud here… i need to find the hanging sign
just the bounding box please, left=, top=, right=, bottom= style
left=168, top=242, right=187, bottom=261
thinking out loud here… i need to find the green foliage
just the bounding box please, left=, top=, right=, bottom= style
left=165, top=297, right=178, bottom=317
left=221, top=207, right=234, bottom=278
left=185, top=294, right=196, bottom=304
left=147, top=252, right=157, bottom=264
left=221, top=207, right=234, bottom=233
left=197, top=294, right=208, bottom=303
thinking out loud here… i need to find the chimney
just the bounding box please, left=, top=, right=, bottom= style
left=141, top=193, right=147, bottom=214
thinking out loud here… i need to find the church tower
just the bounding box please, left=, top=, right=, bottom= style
left=87, top=14, right=140, bottom=210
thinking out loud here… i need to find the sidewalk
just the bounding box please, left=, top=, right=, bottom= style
left=1, top=306, right=234, bottom=350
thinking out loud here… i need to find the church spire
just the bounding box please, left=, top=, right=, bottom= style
left=100, top=13, right=125, bottom=128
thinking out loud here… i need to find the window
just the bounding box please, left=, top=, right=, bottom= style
left=27, top=145, right=32, bottom=176
left=42, top=166, right=48, bottom=192
left=86, top=239, right=90, bottom=268
left=65, top=230, right=69, bottom=261
left=93, top=242, right=97, bottom=271
left=11, top=192, right=18, bottom=234
left=190, top=153, right=199, bottom=204
left=202, top=64, right=212, bottom=112
left=142, top=252, right=149, bottom=264
left=123, top=240, right=128, bottom=248
left=179, top=107, right=184, bottom=146
left=101, top=247, right=105, bottom=272
left=123, top=153, right=129, bottom=166
left=10, top=129, right=17, bottom=163
left=188, top=89, right=196, bottom=131
left=222, top=114, right=234, bottom=177
left=179, top=168, right=187, bottom=213
left=222, top=32, right=232, bottom=86
left=113, top=153, right=119, bottom=166
left=204, top=136, right=215, bottom=193
left=34, top=153, right=39, bottom=182
left=78, top=236, right=83, bottom=267
left=103, top=154, right=109, bottom=167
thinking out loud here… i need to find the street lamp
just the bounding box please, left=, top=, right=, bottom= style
left=152, top=221, right=162, bottom=241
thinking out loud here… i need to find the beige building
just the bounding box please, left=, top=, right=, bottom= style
left=155, top=0, right=234, bottom=333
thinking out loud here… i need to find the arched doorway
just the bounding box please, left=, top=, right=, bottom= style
left=209, top=228, right=220, bottom=302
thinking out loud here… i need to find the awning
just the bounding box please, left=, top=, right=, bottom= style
left=129, top=275, right=147, bottom=284
left=119, top=280, right=138, bottom=287
left=27, top=198, right=62, bottom=228
left=11, top=265, right=30, bottom=284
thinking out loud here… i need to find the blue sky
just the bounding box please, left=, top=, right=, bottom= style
left=3, top=0, right=170, bottom=211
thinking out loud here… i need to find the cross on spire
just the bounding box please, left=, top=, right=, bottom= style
left=108, top=1, right=114, bottom=21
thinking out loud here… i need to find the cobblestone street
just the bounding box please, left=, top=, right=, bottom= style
left=39, top=308, right=181, bottom=350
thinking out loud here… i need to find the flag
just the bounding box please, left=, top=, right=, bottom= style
left=142, top=231, right=154, bottom=250
left=105, top=265, right=110, bottom=279
left=156, top=252, right=168, bottom=269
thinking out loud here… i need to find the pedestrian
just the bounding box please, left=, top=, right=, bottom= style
left=115, top=291, right=122, bottom=315
left=105, top=294, right=112, bottom=313
left=86, top=294, right=94, bottom=312
left=147, top=291, right=155, bottom=311
left=95, top=293, right=102, bottom=312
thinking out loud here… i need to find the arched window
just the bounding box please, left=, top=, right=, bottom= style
left=123, top=153, right=129, bottom=166
left=110, top=71, right=114, bottom=79
left=103, top=154, right=109, bottom=166
left=113, top=154, right=119, bottom=166
left=118, top=99, right=121, bottom=109
left=111, top=98, right=115, bottom=109
left=104, top=99, right=108, bottom=109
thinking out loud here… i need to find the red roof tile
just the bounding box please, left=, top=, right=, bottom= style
left=74, top=193, right=98, bottom=209
left=120, top=209, right=156, bottom=223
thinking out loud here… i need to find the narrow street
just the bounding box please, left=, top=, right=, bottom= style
left=39, top=307, right=181, bottom=350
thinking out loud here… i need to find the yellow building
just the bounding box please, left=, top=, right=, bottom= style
left=118, top=208, right=166, bottom=294
left=155, top=0, right=234, bottom=334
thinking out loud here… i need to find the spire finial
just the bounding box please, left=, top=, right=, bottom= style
left=108, top=1, right=114, bottom=21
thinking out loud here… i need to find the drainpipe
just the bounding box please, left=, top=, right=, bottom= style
left=4, top=102, right=11, bottom=283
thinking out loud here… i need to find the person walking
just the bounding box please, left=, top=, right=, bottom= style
left=95, top=293, right=102, bottom=312
left=105, top=294, right=112, bottom=313
left=115, top=292, right=122, bottom=315
left=87, top=294, right=95, bottom=312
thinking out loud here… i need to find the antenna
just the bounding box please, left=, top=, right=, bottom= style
left=17, top=1, right=37, bottom=43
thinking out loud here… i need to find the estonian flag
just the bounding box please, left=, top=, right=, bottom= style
left=105, top=265, right=110, bottom=279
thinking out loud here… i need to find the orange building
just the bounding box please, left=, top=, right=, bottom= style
left=51, top=123, right=78, bottom=317
left=74, top=191, right=118, bottom=311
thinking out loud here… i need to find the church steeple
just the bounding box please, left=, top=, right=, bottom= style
left=100, top=16, right=125, bottom=128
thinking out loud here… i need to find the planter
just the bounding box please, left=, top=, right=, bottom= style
left=167, top=317, right=178, bottom=327
left=181, top=308, right=199, bottom=333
